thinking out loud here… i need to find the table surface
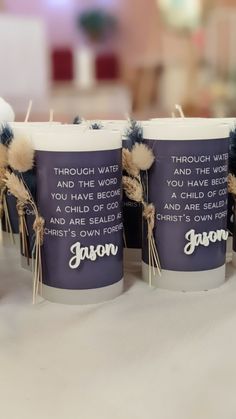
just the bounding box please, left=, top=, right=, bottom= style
left=1, top=236, right=236, bottom=419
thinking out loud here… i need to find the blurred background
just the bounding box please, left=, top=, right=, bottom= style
left=0, top=0, right=236, bottom=121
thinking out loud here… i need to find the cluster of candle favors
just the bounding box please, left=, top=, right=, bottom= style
left=0, top=97, right=236, bottom=304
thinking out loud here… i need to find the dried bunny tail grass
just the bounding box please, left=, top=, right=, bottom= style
left=4, top=171, right=31, bottom=205
left=122, top=148, right=140, bottom=177
left=228, top=173, right=236, bottom=195
left=8, top=136, right=34, bottom=172
left=0, top=144, right=8, bottom=168
left=122, top=175, right=143, bottom=203
left=0, top=167, right=6, bottom=189
left=131, top=143, right=155, bottom=171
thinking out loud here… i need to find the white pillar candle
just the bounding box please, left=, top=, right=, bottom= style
left=149, top=118, right=236, bottom=263
left=142, top=122, right=229, bottom=291
left=33, top=128, right=123, bottom=304
left=74, top=47, right=96, bottom=90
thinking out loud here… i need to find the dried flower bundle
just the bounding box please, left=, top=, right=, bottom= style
left=122, top=148, right=140, bottom=177
left=228, top=173, right=236, bottom=195
left=8, top=136, right=34, bottom=172
left=122, top=138, right=161, bottom=283
left=131, top=143, right=155, bottom=171
left=4, top=170, right=44, bottom=302
left=0, top=144, right=8, bottom=168
left=0, top=127, right=36, bottom=247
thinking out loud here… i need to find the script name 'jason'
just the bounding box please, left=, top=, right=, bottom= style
left=184, top=228, right=228, bottom=255
left=69, top=241, right=118, bottom=269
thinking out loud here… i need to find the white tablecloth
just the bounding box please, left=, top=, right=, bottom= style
left=1, top=238, right=236, bottom=419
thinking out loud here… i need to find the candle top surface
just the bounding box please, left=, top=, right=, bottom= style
left=143, top=122, right=230, bottom=141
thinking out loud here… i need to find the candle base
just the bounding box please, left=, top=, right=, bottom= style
left=21, top=255, right=33, bottom=271
left=124, top=248, right=141, bottom=272
left=142, top=261, right=226, bottom=291
left=40, top=278, right=124, bottom=305
left=226, top=236, right=233, bottom=263
left=1, top=231, right=20, bottom=248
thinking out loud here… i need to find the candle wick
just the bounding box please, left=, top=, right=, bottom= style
left=24, top=100, right=33, bottom=123
left=175, top=104, right=185, bottom=118
left=124, top=113, right=131, bottom=123
left=49, top=109, right=54, bottom=123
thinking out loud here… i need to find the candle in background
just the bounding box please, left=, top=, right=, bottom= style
left=149, top=117, right=236, bottom=260
left=0, top=98, right=15, bottom=122
left=33, top=127, right=123, bottom=304
left=142, top=122, right=229, bottom=291
left=74, top=47, right=96, bottom=90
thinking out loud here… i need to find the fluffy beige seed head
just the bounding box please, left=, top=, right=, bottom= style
left=8, top=136, right=34, bottom=172
left=0, top=144, right=8, bottom=168
left=131, top=143, right=155, bottom=171
left=122, top=148, right=140, bottom=177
